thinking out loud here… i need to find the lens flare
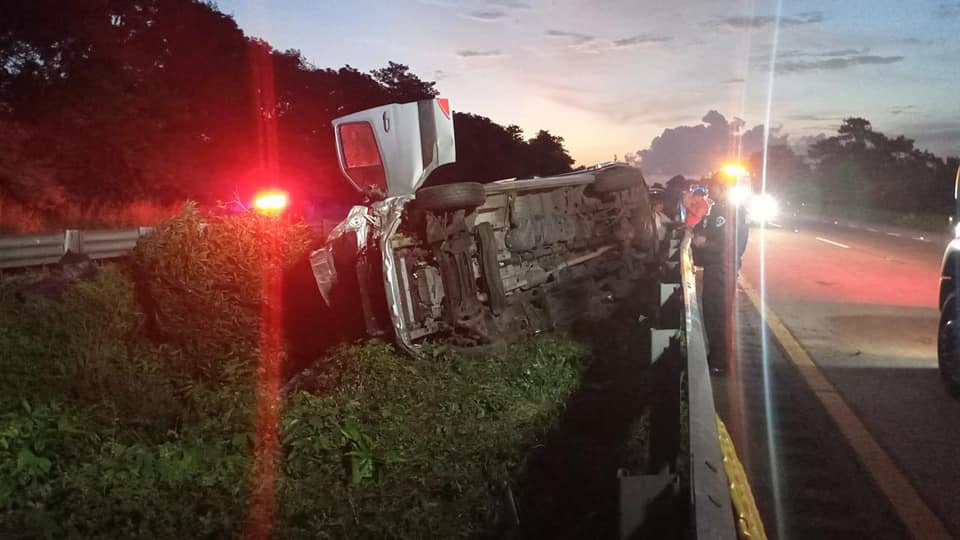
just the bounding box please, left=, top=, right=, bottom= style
left=253, top=190, right=289, bottom=214
left=748, top=193, right=780, bottom=223
left=722, top=163, right=748, bottom=178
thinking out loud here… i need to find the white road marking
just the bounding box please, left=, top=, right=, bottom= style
left=849, top=223, right=859, bottom=228
left=866, top=227, right=879, bottom=232
left=886, top=232, right=902, bottom=237
left=767, top=222, right=783, bottom=229
left=913, top=236, right=932, bottom=243
left=815, top=236, right=850, bottom=249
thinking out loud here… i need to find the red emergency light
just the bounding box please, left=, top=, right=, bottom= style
left=253, top=189, right=289, bottom=215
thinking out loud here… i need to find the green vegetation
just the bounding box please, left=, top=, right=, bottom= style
left=0, top=271, right=585, bottom=538
left=0, top=208, right=587, bottom=538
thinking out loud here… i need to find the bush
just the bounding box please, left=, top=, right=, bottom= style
left=0, top=269, right=188, bottom=436
left=1, top=208, right=589, bottom=539
left=277, top=338, right=586, bottom=539
left=0, top=400, right=250, bottom=539
left=0, top=329, right=586, bottom=539
left=132, top=203, right=312, bottom=380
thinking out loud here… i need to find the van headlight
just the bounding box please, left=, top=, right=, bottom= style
left=748, top=193, right=779, bottom=223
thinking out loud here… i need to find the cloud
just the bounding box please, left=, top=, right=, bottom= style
left=433, top=69, right=451, bottom=80
left=463, top=9, right=506, bottom=21
left=545, top=29, right=594, bottom=45
left=721, top=77, right=745, bottom=84
left=611, top=34, right=672, bottom=47
left=934, top=2, right=960, bottom=17
left=456, top=49, right=503, bottom=57
left=635, top=111, right=786, bottom=177
left=785, top=113, right=843, bottom=122
left=713, top=11, right=825, bottom=29
left=488, top=0, right=530, bottom=8
left=776, top=54, right=904, bottom=73
left=896, top=37, right=935, bottom=46
left=888, top=105, right=918, bottom=115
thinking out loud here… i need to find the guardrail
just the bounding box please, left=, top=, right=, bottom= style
left=0, top=228, right=154, bottom=269
left=680, top=231, right=737, bottom=539
left=618, top=228, right=737, bottom=539
left=0, top=221, right=341, bottom=270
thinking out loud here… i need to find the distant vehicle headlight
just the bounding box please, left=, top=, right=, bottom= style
left=748, top=193, right=779, bottom=223
left=728, top=184, right=751, bottom=206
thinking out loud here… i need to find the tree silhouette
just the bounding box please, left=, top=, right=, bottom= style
left=0, top=0, right=572, bottom=223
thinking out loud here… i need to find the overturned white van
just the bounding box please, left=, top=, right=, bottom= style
left=312, top=98, right=658, bottom=354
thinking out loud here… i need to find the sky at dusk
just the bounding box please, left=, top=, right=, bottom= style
left=215, top=0, right=960, bottom=169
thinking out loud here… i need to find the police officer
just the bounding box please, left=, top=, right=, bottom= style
left=693, top=173, right=748, bottom=374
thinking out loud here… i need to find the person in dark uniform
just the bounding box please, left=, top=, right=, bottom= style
left=693, top=173, right=749, bottom=374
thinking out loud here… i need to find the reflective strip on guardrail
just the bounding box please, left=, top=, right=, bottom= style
left=680, top=230, right=738, bottom=539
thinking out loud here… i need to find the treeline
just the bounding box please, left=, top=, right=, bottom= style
left=751, top=118, right=959, bottom=216
left=0, top=0, right=573, bottom=226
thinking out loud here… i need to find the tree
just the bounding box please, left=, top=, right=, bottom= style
left=0, top=0, right=574, bottom=222
left=526, top=130, right=574, bottom=176
left=807, top=117, right=953, bottom=214
left=370, top=61, right=438, bottom=102
left=748, top=144, right=814, bottom=203
left=426, top=115, right=574, bottom=186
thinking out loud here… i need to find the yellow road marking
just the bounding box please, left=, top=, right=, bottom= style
left=740, top=277, right=951, bottom=540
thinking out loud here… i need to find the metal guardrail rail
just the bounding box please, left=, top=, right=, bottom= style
left=680, top=231, right=738, bottom=539
left=618, top=228, right=737, bottom=539
left=0, top=228, right=154, bottom=269
left=0, top=221, right=341, bottom=270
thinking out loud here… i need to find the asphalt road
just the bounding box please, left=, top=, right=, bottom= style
left=731, top=214, right=960, bottom=538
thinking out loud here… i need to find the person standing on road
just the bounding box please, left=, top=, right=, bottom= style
left=693, top=174, right=748, bottom=374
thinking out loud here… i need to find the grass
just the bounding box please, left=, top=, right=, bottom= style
left=0, top=266, right=587, bottom=539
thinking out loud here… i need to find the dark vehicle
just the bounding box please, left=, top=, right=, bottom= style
left=938, top=164, right=960, bottom=394
left=312, top=98, right=659, bottom=354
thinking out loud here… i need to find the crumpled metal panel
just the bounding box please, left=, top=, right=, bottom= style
left=326, top=205, right=377, bottom=250
left=309, top=248, right=337, bottom=306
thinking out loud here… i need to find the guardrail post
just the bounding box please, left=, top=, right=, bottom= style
left=64, top=229, right=81, bottom=254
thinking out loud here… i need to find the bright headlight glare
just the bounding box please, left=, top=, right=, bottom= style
left=749, top=193, right=779, bottom=222
left=954, top=221, right=960, bottom=238
left=729, top=184, right=751, bottom=206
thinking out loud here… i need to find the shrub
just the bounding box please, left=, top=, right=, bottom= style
left=0, top=400, right=250, bottom=539
left=277, top=337, right=586, bottom=539
left=0, top=269, right=187, bottom=436
left=0, top=330, right=586, bottom=539
left=132, top=203, right=312, bottom=380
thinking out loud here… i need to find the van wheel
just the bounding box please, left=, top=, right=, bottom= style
left=415, top=182, right=486, bottom=211
left=938, top=294, right=960, bottom=396
left=589, top=169, right=643, bottom=194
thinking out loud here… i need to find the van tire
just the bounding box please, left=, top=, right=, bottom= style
left=415, top=183, right=486, bottom=211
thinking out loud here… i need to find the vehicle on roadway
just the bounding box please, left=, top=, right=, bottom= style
left=720, top=163, right=779, bottom=226
left=310, top=98, right=659, bottom=354
left=937, top=164, right=960, bottom=394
